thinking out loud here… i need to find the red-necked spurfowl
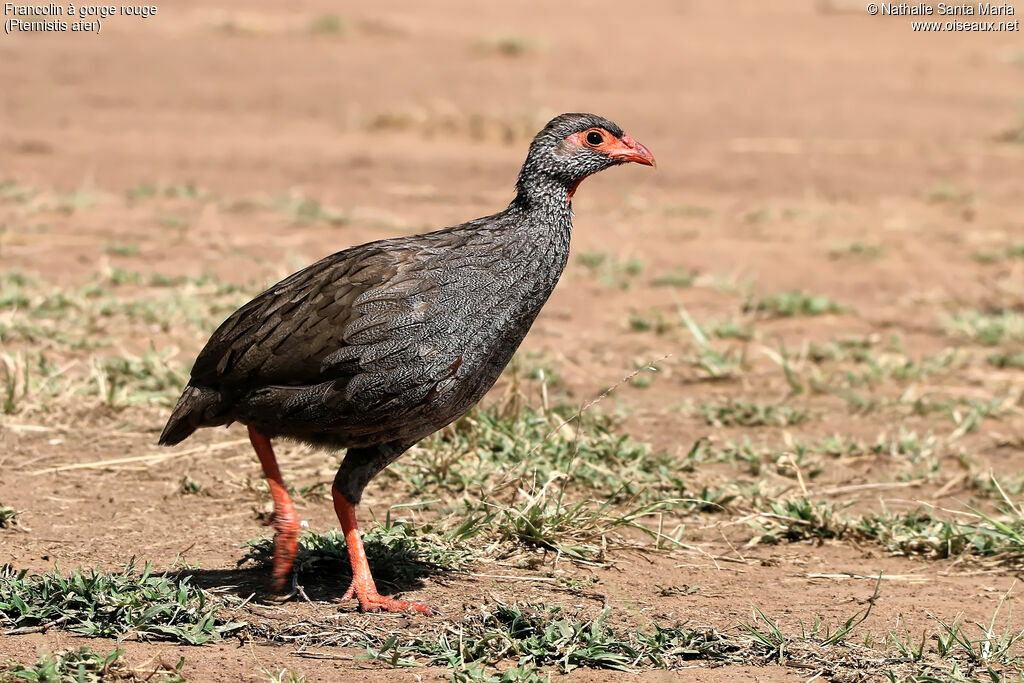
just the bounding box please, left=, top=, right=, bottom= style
left=160, top=113, right=655, bottom=614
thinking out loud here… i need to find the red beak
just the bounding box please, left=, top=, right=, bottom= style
left=608, top=132, right=656, bottom=167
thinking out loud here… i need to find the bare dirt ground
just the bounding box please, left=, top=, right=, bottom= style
left=2, top=1, right=1024, bottom=680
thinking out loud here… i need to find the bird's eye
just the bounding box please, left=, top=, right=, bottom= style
left=585, top=131, right=603, bottom=146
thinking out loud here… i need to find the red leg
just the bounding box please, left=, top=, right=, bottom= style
left=248, top=425, right=299, bottom=594
left=331, top=486, right=432, bottom=614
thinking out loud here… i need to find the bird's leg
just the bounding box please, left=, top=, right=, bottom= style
left=331, top=442, right=432, bottom=614
left=248, top=425, right=300, bottom=594
left=331, top=489, right=432, bottom=615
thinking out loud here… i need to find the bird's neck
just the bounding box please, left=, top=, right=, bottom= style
left=508, top=180, right=574, bottom=247
left=497, top=194, right=573, bottom=297
left=512, top=173, right=578, bottom=217
left=508, top=163, right=581, bottom=272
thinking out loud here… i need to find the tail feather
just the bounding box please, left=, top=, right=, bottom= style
left=159, top=384, right=224, bottom=446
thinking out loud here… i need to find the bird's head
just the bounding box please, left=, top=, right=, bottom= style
left=515, top=113, right=655, bottom=206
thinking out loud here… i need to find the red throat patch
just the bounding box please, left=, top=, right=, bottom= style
left=567, top=177, right=584, bottom=203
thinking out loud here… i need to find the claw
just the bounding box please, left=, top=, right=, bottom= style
left=340, top=578, right=433, bottom=614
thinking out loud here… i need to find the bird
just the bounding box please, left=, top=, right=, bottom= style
left=159, top=112, right=655, bottom=615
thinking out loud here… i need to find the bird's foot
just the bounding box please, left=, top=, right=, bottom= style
left=266, top=570, right=300, bottom=602
left=341, top=581, right=433, bottom=615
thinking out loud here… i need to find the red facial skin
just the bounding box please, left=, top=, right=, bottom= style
left=565, top=127, right=656, bottom=202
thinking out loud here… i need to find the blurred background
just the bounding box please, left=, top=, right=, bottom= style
left=3, top=0, right=1023, bottom=305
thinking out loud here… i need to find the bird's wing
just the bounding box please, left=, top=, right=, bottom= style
left=188, top=239, right=444, bottom=396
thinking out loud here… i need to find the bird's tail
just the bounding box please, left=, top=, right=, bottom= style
left=158, top=384, right=224, bottom=446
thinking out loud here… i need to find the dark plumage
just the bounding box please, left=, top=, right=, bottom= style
left=160, top=112, right=654, bottom=613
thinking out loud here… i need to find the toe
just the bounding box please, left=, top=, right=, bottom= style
left=358, top=594, right=433, bottom=615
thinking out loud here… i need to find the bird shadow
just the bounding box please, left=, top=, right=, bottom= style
left=168, top=533, right=455, bottom=603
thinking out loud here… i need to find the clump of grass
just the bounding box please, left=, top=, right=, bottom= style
left=576, top=251, right=645, bottom=289
left=125, top=182, right=209, bottom=203
left=988, top=350, right=1024, bottom=369
left=626, top=310, right=672, bottom=334
left=0, top=180, right=37, bottom=204
left=828, top=241, right=885, bottom=260
left=650, top=267, right=698, bottom=288
left=1, top=350, right=192, bottom=419
left=104, top=242, right=140, bottom=257
left=929, top=597, right=1024, bottom=670
left=710, top=438, right=825, bottom=480
left=996, top=101, right=1024, bottom=145
left=923, top=181, right=972, bottom=205
left=0, top=561, right=244, bottom=644
left=738, top=607, right=791, bottom=663
left=177, top=476, right=201, bottom=495
left=48, top=187, right=98, bottom=214
left=751, top=498, right=850, bottom=544
left=698, top=400, right=809, bottom=427
left=93, top=352, right=187, bottom=407
left=857, top=493, right=1024, bottom=563
left=742, top=577, right=880, bottom=665
left=972, top=243, right=1024, bottom=264
left=0, top=646, right=185, bottom=683
left=383, top=395, right=692, bottom=561
left=0, top=503, right=19, bottom=529
left=0, top=272, right=253, bottom=408
left=158, top=215, right=188, bottom=230
left=707, top=319, right=756, bottom=340
left=394, top=400, right=688, bottom=505
left=745, top=476, right=1024, bottom=564
left=475, top=34, right=543, bottom=57
left=741, top=208, right=772, bottom=224
left=489, top=480, right=680, bottom=562
left=857, top=509, right=976, bottom=559
left=744, top=290, right=846, bottom=318
left=263, top=668, right=307, bottom=683
left=240, top=514, right=474, bottom=587
left=942, top=310, right=1024, bottom=346
left=105, top=267, right=143, bottom=287
left=676, top=305, right=745, bottom=380
left=308, top=13, right=345, bottom=35
left=364, top=603, right=734, bottom=674
left=507, top=352, right=562, bottom=388
left=807, top=335, right=878, bottom=363
left=269, top=191, right=349, bottom=226
left=688, top=347, right=743, bottom=380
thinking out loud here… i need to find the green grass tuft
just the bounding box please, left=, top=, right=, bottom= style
left=0, top=503, right=19, bottom=529
left=698, top=400, right=809, bottom=427
left=362, top=603, right=734, bottom=674
left=650, top=267, right=698, bottom=288
left=942, top=310, right=1024, bottom=346
left=744, top=290, right=846, bottom=318
left=394, top=400, right=689, bottom=505
left=0, top=646, right=185, bottom=683
left=0, top=562, right=244, bottom=644
left=308, top=13, right=345, bottom=35
left=576, top=251, right=645, bottom=289
left=474, top=34, right=543, bottom=57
